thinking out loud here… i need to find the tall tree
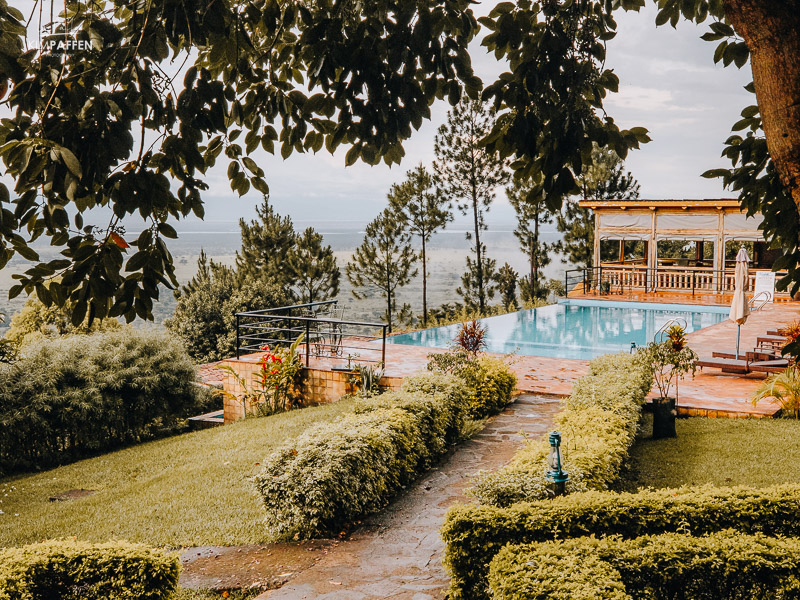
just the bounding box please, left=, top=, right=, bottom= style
left=557, top=147, right=640, bottom=270
left=236, top=198, right=297, bottom=286
left=388, top=163, right=452, bottom=326
left=507, top=178, right=560, bottom=302
left=166, top=252, right=288, bottom=363
left=495, top=263, right=519, bottom=310
left=346, top=209, right=417, bottom=333
left=457, top=251, right=498, bottom=313
left=434, top=99, right=509, bottom=315
left=288, top=227, right=340, bottom=305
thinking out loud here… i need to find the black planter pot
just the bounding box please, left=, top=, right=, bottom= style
left=652, top=397, right=677, bottom=439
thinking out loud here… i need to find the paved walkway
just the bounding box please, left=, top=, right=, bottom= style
left=253, top=394, right=560, bottom=599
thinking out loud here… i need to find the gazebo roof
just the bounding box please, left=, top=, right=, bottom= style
left=578, top=198, right=741, bottom=210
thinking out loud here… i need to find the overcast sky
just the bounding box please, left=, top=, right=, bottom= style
left=5, top=2, right=753, bottom=229
left=201, top=3, right=753, bottom=227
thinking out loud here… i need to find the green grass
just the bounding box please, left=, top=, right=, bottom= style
left=0, top=399, right=359, bottom=548
left=617, top=414, right=800, bottom=492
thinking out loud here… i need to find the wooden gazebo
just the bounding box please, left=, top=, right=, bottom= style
left=578, top=198, right=788, bottom=298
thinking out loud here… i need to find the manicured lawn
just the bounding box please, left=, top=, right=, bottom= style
left=0, top=399, right=359, bottom=548
left=617, top=414, right=800, bottom=492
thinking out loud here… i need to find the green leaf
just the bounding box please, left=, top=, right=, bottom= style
left=655, top=8, right=671, bottom=26
left=58, top=147, right=82, bottom=178
left=158, top=223, right=178, bottom=239
left=701, top=168, right=729, bottom=179
left=345, top=145, right=360, bottom=167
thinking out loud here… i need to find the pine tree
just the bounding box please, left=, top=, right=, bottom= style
left=457, top=250, right=498, bottom=313
left=288, top=227, right=340, bottom=304
left=495, top=263, right=519, bottom=310
left=388, top=163, right=452, bottom=326
left=557, top=147, right=640, bottom=269
left=236, top=197, right=297, bottom=286
left=166, top=253, right=288, bottom=362
left=434, top=99, right=509, bottom=315
left=346, top=209, right=417, bottom=333
left=507, top=178, right=560, bottom=302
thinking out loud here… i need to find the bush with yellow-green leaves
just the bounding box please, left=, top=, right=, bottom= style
left=0, top=540, right=180, bottom=600
left=489, top=530, right=800, bottom=600
left=253, top=372, right=469, bottom=540
left=469, top=351, right=654, bottom=506
left=442, top=484, right=800, bottom=600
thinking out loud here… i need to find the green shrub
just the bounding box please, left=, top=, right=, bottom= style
left=165, top=252, right=291, bottom=363
left=470, top=352, right=652, bottom=506
left=427, top=351, right=517, bottom=418
left=253, top=375, right=467, bottom=540
left=442, top=484, right=800, bottom=600
left=0, top=540, right=180, bottom=600
left=489, top=531, right=800, bottom=600
left=399, top=371, right=469, bottom=445
left=0, top=329, right=204, bottom=475
left=4, top=293, right=121, bottom=347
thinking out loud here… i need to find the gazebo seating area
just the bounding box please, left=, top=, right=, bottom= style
left=572, top=198, right=791, bottom=299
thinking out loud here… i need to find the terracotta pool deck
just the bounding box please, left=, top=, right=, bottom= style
left=350, top=301, right=800, bottom=417
left=212, top=300, right=800, bottom=418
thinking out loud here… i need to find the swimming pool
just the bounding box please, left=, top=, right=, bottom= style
left=387, top=299, right=729, bottom=361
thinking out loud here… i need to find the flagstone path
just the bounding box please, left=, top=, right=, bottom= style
left=258, top=394, right=560, bottom=599
left=180, top=394, right=561, bottom=599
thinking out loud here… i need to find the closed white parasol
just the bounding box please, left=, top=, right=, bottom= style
left=729, top=247, right=750, bottom=359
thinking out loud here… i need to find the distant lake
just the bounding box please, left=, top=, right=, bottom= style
left=0, top=220, right=569, bottom=330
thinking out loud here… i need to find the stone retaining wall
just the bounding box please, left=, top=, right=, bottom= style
left=218, top=357, right=403, bottom=424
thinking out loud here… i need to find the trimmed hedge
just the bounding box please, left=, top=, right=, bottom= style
left=253, top=372, right=468, bottom=540
left=427, top=352, right=517, bottom=418
left=470, top=351, right=653, bottom=506
left=442, top=484, right=800, bottom=600
left=0, top=330, right=205, bottom=475
left=463, top=355, right=517, bottom=418
left=489, top=531, right=800, bottom=600
left=0, top=540, right=180, bottom=600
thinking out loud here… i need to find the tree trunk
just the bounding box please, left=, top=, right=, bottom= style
left=529, top=238, right=535, bottom=302
left=533, top=210, right=540, bottom=300
left=421, top=237, right=428, bottom=326
left=472, top=189, right=484, bottom=315
left=725, top=0, right=800, bottom=215
left=386, top=267, right=392, bottom=334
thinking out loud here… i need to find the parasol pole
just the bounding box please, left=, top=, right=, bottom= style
left=736, top=324, right=741, bottom=359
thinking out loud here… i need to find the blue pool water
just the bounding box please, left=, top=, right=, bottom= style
left=387, top=299, right=729, bottom=361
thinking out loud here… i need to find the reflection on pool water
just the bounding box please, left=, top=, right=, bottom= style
left=387, top=299, right=729, bottom=361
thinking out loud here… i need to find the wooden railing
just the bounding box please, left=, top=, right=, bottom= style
left=566, top=266, right=790, bottom=298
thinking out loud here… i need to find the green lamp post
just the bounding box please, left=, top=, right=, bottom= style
left=546, top=431, right=569, bottom=496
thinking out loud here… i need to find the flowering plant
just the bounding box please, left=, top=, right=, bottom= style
left=251, top=336, right=305, bottom=416
left=221, top=335, right=305, bottom=417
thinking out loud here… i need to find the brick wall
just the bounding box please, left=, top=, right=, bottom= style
left=218, top=357, right=403, bottom=424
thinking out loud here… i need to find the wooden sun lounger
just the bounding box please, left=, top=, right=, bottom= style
left=749, top=359, right=790, bottom=374
left=712, top=350, right=779, bottom=361
left=696, top=357, right=750, bottom=374
left=757, top=335, right=787, bottom=348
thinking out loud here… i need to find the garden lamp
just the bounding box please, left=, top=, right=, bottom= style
left=546, top=431, right=569, bottom=496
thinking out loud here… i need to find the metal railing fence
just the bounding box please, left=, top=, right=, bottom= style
left=235, top=300, right=387, bottom=367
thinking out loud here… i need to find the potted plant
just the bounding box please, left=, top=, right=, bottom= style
left=645, top=325, right=698, bottom=438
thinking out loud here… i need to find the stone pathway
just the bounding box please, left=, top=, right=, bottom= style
left=254, top=394, right=561, bottom=599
